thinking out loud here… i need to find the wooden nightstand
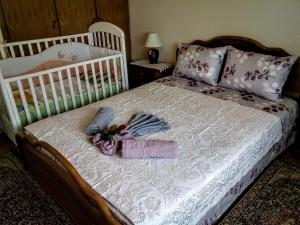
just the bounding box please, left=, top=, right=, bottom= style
left=129, top=59, right=173, bottom=89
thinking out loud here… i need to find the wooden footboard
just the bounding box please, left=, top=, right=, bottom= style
left=16, top=130, right=122, bottom=225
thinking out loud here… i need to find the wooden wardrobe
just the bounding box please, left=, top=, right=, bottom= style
left=0, top=0, right=131, bottom=59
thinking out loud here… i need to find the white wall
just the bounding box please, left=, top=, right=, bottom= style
left=129, top=0, right=300, bottom=63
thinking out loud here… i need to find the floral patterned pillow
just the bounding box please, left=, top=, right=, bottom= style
left=173, top=44, right=228, bottom=86
left=219, top=46, right=297, bottom=101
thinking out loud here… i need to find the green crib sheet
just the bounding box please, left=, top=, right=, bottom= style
left=17, top=82, right=122, bottom=127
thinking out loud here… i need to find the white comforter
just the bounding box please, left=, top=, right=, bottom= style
left=25, top=82, right=282, bottom=225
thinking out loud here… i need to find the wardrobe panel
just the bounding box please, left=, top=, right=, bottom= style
left=55, top=0, right=97, bottom=35
left=0, top=1, right=9, bottom=42
left=96, top=0, right=131, bottom=59
left=1, top=0, right=60, bottom=41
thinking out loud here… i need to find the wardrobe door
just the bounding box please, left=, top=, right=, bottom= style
left=0, top=1, right=8, bottom=42
left=96, top=0, right=131, bottom=59
left=1, top=0, right=60, bottom=41
left=55, top=0, right=97, bottom=35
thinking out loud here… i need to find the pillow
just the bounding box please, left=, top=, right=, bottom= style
left=219, top=46, right=297, bottom=101
left=173, top=43, right=228, bottom=86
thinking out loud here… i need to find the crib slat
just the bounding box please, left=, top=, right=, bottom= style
left=6, top=82, right=21, bottom=126
left=98, top=61, right=106, bottom=98
left=48, top=72, right=60, bottom=114
left=37, top=42, right=42, bottom=53
left=45, top=41, right=49, bottom=48
left=101, top=32, right=106, bottom=48
left=28, top=77, right=42, bottom=120
left=97, top=32, right=101, bottom=47
left=111, top=35, right=115, bottom=50
left=28, top=44, right=34, bottom=55
left=58, top=70, right=68, bottom=111
left=60, top=39, right=64, bottom=44
left=91, top=63, right=99, bottom=101
left=0, top=46, right=7, bottom=59
left=120, top=56, right=126, bottom=91
left=75, top=66, right=84, bottom=106
left=67, top=68, right=77, bottom=108
left=106, top=33, right=111, bottom=48
left=105, top=59, right=113, bottom=96
left=9, top=46, right=16, bottom=57
left=112, top=58, right=119, bottom=94
left=16, top=80, right=32, bottom=124
left=93, top=33, right=97, bottom=46
left=116, top=37, right=120, bottom=51
left=38, top=75, right=51, bottom=116
left=19, top=45, right=25, bottom=56
left=83, top=64, right=92, bottom=103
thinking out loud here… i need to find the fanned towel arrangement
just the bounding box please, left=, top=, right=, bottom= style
left=86, top=107, right=177, bottom=159
left=126, top=112, right=170, bottom=137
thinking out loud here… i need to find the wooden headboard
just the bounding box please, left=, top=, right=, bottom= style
left=182, top=36, right=300, bottom=99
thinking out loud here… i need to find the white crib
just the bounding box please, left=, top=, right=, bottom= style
left=0, top=22, right=128, bottom=144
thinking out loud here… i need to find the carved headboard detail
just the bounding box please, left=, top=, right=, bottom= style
left=184, top=36, right=300, bottom=98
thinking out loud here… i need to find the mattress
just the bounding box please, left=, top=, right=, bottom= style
left=13, top=79, right=122, bottom=126
left=156, top=77, right=298, bottom=224
left=24, top=81, right=292, bottom=225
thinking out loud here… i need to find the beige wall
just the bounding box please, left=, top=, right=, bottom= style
left=129, top=0, right=300, bottom=63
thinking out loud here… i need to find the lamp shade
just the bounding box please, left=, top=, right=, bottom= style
left=145, top=33, right=162, bottom=48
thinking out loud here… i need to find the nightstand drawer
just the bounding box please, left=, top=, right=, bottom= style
left=129, top=60, right=174, bottom=89
left=130, top=65, right=157, bottom=77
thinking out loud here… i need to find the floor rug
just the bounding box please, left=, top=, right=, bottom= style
left=218, top=160, right=300, bottom=225
left=0, top=151, right=74, bottom=225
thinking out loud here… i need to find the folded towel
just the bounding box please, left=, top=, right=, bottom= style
left=121, top=139, right=177, bottom=159
left=127, top=112, right=170, bottom=137
left=86, top=107, right=114, bottom=136
left=90, top=133, right=105, bottom=145
left=99, top=138, right=119, bottom=156
left=116, top=128, right=134, bottom=141
left=91, top=133, right=119, bottom=156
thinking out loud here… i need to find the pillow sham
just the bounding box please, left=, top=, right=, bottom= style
left=219, top=46, right=297, bottom=101
left=173, top=43, right=228, bottom=86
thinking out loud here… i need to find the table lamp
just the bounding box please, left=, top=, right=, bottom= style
left=145, top=33, right=162, bottom=64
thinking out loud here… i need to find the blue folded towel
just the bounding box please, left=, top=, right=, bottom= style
left=127, top=112, right=170, bottom=137
left=85, top=107, right=114, bottom=136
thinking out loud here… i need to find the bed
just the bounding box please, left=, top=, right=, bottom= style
left=17, top=36, right=299, bottom=225
left=0, top=22, right=128, bottom=144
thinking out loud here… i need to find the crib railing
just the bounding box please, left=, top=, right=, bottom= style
left=92, top=31, right=122, bottom=51
left=0, top=31, right=124, bottom=60
left=2, top=53, right=127, bottom=130
left=0, top=33, right=92, bottom=59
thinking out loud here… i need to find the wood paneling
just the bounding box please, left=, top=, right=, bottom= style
left=0, top=0, right=9, bottom=42
left=0, top=0, right=131, bottom=60
left=96, top=0, right=131, bottom=60
left=1, top=0, right=60, bottom=41
left=55, top=0, right=97, bottom=35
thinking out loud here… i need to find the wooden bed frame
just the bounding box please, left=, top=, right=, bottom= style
left=16, top=36, right=300, bottom=225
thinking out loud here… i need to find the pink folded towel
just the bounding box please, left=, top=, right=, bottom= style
left=121, top=139, right=177, bottom=159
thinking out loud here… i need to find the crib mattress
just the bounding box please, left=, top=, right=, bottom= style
left=15, top=79, right=122, bottom=126
left=25, top=82, right=287, bottom=225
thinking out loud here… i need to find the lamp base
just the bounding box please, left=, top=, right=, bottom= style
left=147, top=48, right=159, bottom=64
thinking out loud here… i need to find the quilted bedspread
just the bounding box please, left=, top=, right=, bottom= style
left=25, top=82, right=282, bottom=225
